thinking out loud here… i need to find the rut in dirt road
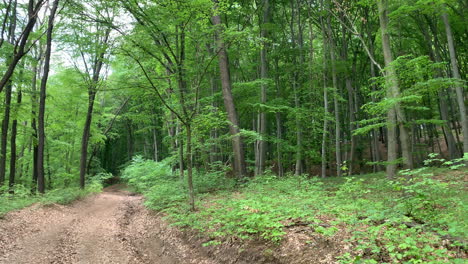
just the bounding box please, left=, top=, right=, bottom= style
left=0, top=186, right=214, bottom=264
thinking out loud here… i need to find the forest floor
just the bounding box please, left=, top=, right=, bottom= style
left=0, top=185, right=215, bottom=264
left=1, top=168, right=466, bottom=264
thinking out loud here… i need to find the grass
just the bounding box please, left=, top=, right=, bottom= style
left=122, top=157, right=467, bottom=263
left=0, top=182, right=103, bottom=217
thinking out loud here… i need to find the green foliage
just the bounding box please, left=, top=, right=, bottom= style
left=0, top=184, right=103, bottom=217
left=122, top=157, right=466, bottom=262
left=121, top=157, right=236, bottom=210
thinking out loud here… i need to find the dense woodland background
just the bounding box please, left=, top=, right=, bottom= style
left=0, top=1, right=467, bottom=262
left=0, top=0, right=466, bottom=203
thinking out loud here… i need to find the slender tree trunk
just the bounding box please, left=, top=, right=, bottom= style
left=274, top=59, right=284, bottom=177
left=17, top=122, right=27, bottom=180
left=31, top=51, right=41, bottom=191
left=255, top=0, right=269, bottom=176
left=441, top=10, right=468, bottom=155
left=0, top=1, right=16, bottom=187
left=439, top=94, right=459, bottom=159
left=152, top=128, right=159, bottom=161
left=211, top=4, right=247, bottom=178
left=37, top=0, right=59, bottom=193
left=320, top=17, right=329, bottom=178
left=326, top=15, right=342, bottom=177
left=9, top=86, right=22, bottom=191
left=367, top=17, right=383, bottom=172
left=167, top=113, right=177, bottom=174
left=420, top=18, right=460, bottom=159
left=79, top=91, right=96, bottom=188
left=208, top=49, right=219, bottom=164
left=176, top=123, right=184, bottom=181
left=186, top=124, right=195, bottom=211
left=290, top=0, right=304, bottom=176
left=0, top=82, right=12, bottom=186
left=340, top=22, right=356, bottom=175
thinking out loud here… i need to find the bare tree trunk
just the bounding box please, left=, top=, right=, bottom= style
left=274, top=59, right=284, bottom=177
left=211, top=3, right=247, bottom=178
left=0, top=82, right=12, bottom=186
left=396, top=107, right=413, bottom=169
left=367, top=14, right=383, bottom=172
left=186, top=124, right=195, bottom=211
left=0, top=0, right=16, bottom=187
left=326, top=14, right=342, bottom=177
left=79, top=91, right=96, bottom=188
left=152, top=128, right=159, bottom=161
left=9, top=85, right=22, bottom=191
left=176, top=122, right=184, bottom=181
left=290, top=0, right=304, bottom=176
left=37, top=0, right=60, bottom=193
left=419, top=17, right=460, bottom=159
left=255, top=0, right=270, bottom=176
left=208, top=51, right=219, bottom=164
left=339, top=26, right=356, bottom=175
left=320, top=17, right=329, bottom=178
left=378, top=0, right=412, bottom=178
left=441, top=10, right=468, bottom=155
left=30, top=49, right=41, bottom=192
left=439, top=94, right=459, bottom=159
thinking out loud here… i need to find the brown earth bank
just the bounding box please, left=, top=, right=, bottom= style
left=0, top=185, right=346, bottom=264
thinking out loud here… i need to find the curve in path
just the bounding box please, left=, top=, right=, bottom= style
left=0, top=185, right=213, bottom=264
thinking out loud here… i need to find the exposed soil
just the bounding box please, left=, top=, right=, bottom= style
left=0, top=185, right=352, bottom=264
left=0, top=185, right=215, bottom=264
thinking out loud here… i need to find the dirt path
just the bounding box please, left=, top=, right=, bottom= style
left=0, top=186, right=214, bottom=264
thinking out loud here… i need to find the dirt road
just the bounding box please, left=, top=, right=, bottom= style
left=0, top=186, right=214, bottom=264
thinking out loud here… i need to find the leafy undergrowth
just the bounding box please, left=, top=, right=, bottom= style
left=0, top=181, right=103, bottom=217
left=122, top=157, right=467, bottom=263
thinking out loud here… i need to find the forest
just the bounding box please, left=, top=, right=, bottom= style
left=0, top=0, right=467, bottom=263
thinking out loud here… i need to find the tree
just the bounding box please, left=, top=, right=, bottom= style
left=0, top=0, right=46, bottom=94
left=211, top=0, right=247, bottom=178
left=377, top=0, right=413, bottom=179
left=441, top=6, right=468, bottom=156
left=37, top=0, right=60, bottom=193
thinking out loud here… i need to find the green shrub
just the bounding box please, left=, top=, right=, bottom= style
left=120, top=156, right=466, bottom=263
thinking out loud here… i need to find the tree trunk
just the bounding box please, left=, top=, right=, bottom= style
left=30, top=51, right=41, bottom=192
left=255, top=0, right=269, bottom=176
left=367, top=15, right=383, bottom=172
left=9, top=86, right=22, bottom=191
left=0, top=82, right=12, bottom=186
left=326, top=15, right=342, bottom=177
left=211, top=3, right=247, bottom=178
left=441, top=10, right=468, bottom=155
left=320, top=16, right=329, bottom=178
left=290, top=0, right=304, bottom=176
left=439, top=94, right=459, bottom=159
left=176, top=122, right=184, bottom=181
left=274, top=59, right=284, bottom=177
left=0, top=1, right=16, bottom=187
left=152, top=128, right=159, bottom=161
left=378, top=0, right=412, bottom=179
left=37, top=0, right=59, bottom=193
left=186, top=124, right=195, bottom=211
left=340, top=21, right=356, bottom=175
left=79, top=91, right=96, bottom=189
